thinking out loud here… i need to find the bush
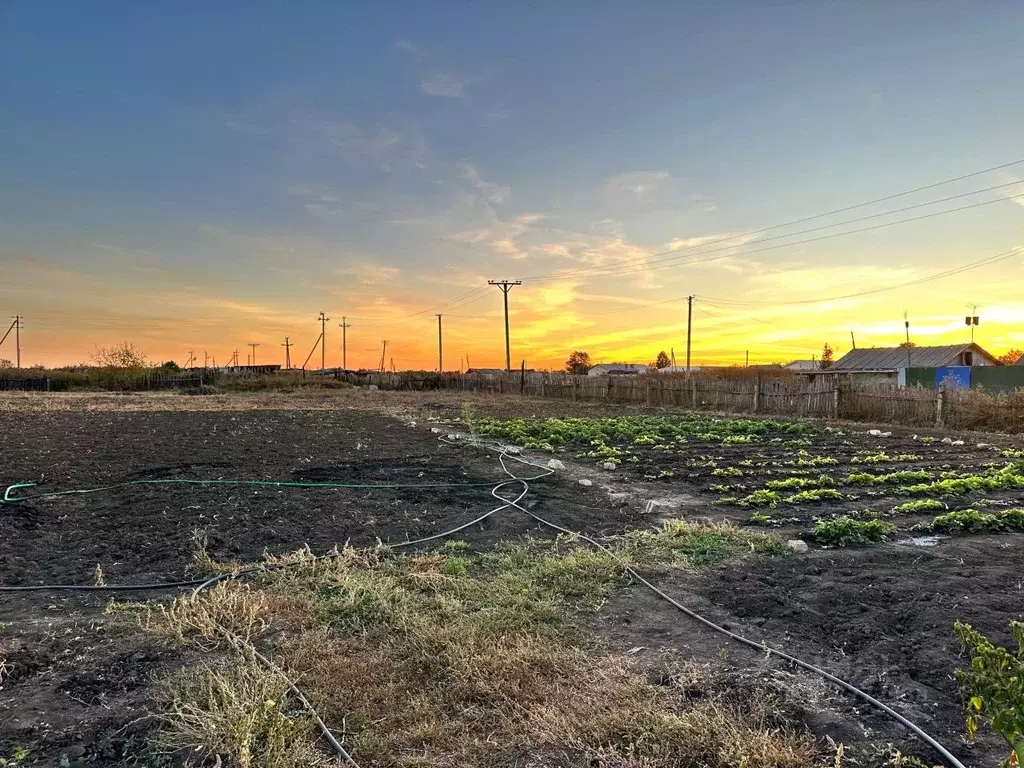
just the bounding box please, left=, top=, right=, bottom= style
left=954, top=620, right=1024, bottom=768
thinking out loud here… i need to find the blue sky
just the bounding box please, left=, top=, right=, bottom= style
left=2, top=2, right=1023, bottom=368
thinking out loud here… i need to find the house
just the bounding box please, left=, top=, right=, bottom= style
left=785, top=359, right=819, bottom=371
left=831, top=343, right=999, bottom=371
left=587, top=363, right=649, bottom=376
left=465, top=368, right=511, bottom=376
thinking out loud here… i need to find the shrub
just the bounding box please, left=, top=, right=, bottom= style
left=738, top=490, right=781, bottom=508
left=954, top=620, right=1024, bottom=768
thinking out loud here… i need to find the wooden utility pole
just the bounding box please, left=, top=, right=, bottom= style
left=850, top=331, right=856, bottom=350
left=436, top=314, right=443, bottom=372
left=379, top=340, right=388, bottom=373
left=338, top=317, right=350, bottom=370
left=248, top=342, right=260, bottom=367
left=1, top=316, right=22, bottom=368
left=318, top=311, right=330, bottom=369
left=488, top=280, right=521, bottom=372
left=685, top=295, right=694, bottom=375
left=281, top=337, right=292, bottom=369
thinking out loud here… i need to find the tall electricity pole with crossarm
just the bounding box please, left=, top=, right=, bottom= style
left=488, top=280, right=521, bottom=373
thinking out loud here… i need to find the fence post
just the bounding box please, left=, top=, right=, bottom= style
left=936, top=388, right=944, bottom=427
left=832, top=386, right=840, bottom=420
left=752, top=374, right=760, bottom=412
left=690, top=378, right=697, bottom=408
left=645, top=377, right=651, bottom=405
left=520, top=360, right=525, bottom=395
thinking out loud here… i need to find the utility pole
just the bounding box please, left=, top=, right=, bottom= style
left=686, top=295, right=694, bottom=375
left=248, top=342, right=260, bottom=367
left=436, top=314, right=443, bottom=372
left=9, top=315, right=23, bottom=368
left=488, top=280, right=521, bottom=372
left=850, top=331, right=857, bottom=350
left=745, top=350, right=749, bottom=368
left=318, top=311, right=330, bottom=369
left=233, top=349, right=239, bottom=368
left=338, top=317, right=350, bottom=370
left=966, top=304, right=980, bottom=343
left=204, top=351, right=209, bottom=368
left=281, top=337, right=292, bottom=369
left=379, top=340, right=388, bottom=373
left=187, top=350, right=195, bottom=369
left=904, top=312, right=912, bottom=369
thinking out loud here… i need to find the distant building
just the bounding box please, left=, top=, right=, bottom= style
left=465, top=367, right=531, bottom=376
left=785, top=359, right=820, bottom=371
left=831, top=343, right=999, bottom=371
left=587, top=363, right=649, bottom=376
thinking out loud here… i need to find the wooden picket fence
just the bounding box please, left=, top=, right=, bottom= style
left=338, top=370, right=994, bottom=428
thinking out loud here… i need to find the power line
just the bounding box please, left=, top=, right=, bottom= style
left=700, top=246, right=1023, bottom=306
left=521, top=157, right=1024, bottom=283
left=531, top=192, right=1023, bottom=283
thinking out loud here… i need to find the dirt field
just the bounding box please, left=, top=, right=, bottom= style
left=1, top=391, right=1020, bottom=766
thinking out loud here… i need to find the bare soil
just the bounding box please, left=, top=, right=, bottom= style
left=1, top=391, right=1020, bottom=766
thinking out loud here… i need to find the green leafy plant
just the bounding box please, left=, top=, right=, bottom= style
left=891, top=499, right=947, bottom=514
left=954, top=620, right=1024, bottom=767
left=923, top=507, right=1024, bottom=534
left=765, top=475, right=835, bottom=491
left=811, top=516, right=894, bottom=546
left=711, top=467, right=744, bottom=477
left=738, top=490, right=781, bottom=508
left=784, top=488, right=844, bottom=504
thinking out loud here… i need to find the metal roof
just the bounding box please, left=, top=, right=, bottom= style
left=831, top=343, right=997, bottom=370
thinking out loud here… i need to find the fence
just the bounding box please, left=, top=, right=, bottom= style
left=340, top=371, right=1024, bottom=432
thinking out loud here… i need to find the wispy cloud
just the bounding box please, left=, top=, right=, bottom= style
left=479, top=107, right=510, bottom=127
left=395, top=39, right=428, bottom=58
left=420, top=72, right=479, bottom=98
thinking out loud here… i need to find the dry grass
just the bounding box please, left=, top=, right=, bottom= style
left=160, top=658, right=333, bottom=768
left=947, top=387, right=1024, bottom=433
left=138, top=533, right=820, bottom=767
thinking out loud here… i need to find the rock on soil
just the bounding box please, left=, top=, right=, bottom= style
left=786, top=539, right=809, bottom=554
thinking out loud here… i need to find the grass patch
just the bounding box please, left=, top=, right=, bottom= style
left=138, top=532, right=809, bottom=767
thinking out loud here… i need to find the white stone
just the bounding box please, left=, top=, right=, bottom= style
left=578, top=478, right=593, bottom=486
left=430, top=427, right=442, bottom=433
left=601, top=461, right=617, bottom=471
left=951, top=440, right=965, bottom=446
left=786, top=539, right=810, bottom=554
left=868, top=429, right=883, bottom=436
left=977, top=443, right=992, bottom=449
left=546, top=458, right=566, bottom=470
left=941, top=437, right=953, bottom=444
left=366, top=384, right=378, bottom=391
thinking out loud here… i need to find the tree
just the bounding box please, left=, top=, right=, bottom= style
left=565, top=351, right=592, bottom=375
left=0, top=359, right=12, bottom=370
left=91, top=342, right=149, bottom=369
left=899, top=341, right=917, bottom=349
left=820, top=343, right=834, bottom=369
left=654, top=351, right=671, bottom=369
left=997, top=349, right=1023, bottom=365
left=160, top=360, right=182, bottom=371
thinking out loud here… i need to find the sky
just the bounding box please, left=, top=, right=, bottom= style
left=2, top=1, right=1023, bottom=370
